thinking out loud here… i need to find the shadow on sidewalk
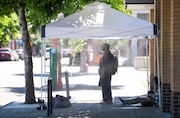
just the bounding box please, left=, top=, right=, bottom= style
left=59, top=84, right=124, bottom=91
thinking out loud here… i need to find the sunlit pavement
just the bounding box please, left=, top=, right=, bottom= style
left=1, top=62, right=170, bottom=118
left=0, top=57, right=148, bottom=107
left=0, top=57, right=171, bottom=118
left=2, top=65, right=148, bottom=105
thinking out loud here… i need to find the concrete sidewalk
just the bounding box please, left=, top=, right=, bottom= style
left=0, top=66, right=171, bottom=118
left=1, top=102, right=170, bottom=118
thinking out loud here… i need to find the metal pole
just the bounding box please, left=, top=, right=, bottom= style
left=47, top=77, right=52, bottom=116
left=44, top=40, right=47, bottom=101
left=40, top=38, right=43, bottom=100
left=146, top=38, right=150, bottom=92
left=65, top=71, right=70, bottom=97
left=50, top=78, right=52, bottom=114
left=155, top=36, right=161, bottom=108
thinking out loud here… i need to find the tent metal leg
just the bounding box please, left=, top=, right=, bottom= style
left=41, top=38, right=43, bottom=100
left=155, top=36, right=161, bottom=108
left=146, top=38, right=149, bottom=92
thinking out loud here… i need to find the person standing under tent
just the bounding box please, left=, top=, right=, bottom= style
left=98, top=43, right=114, bottom=104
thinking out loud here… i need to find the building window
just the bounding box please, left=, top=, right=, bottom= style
left=137, top=13, right=149, bottom=21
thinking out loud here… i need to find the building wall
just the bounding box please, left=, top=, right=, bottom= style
left=154, top=0, right=180, bottom=117
left=154, top=0, right=161, bottom=84
left=153, top=0, right=162, bottom=109
left=131, top=10, right=150, bottom=67
left=149, top=9, right=155, bottom=91
left=170, top=0, right=180, bottom=117
left=160, top=0, right=171, bottom=112
left=126, top=0, right=180, bottom=117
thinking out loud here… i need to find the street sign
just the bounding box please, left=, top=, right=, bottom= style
left=50, top=48, right=58, bottom=90
left=17, top=39, right=23, bottom=46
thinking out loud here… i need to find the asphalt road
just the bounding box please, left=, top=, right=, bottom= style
left=0, top=58, right=42, bottom=107
left=0, top=57, right=75, bottom=108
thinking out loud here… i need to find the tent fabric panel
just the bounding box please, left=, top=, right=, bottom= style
left=43, top=1, right=155, bottom=39
left=45, top=26, right=154, bottom=39
left=46, top=6, right=153, bottom=29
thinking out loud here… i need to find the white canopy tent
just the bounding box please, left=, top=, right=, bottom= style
left=41, top=1, right=161, bottom=107
left=41, top=1, right=157, bottom=39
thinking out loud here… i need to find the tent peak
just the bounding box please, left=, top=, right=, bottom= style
left=83, top=1, right=111, bottom=9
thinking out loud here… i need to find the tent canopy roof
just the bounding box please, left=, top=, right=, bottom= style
left=41, top=1, right=156, bottom=39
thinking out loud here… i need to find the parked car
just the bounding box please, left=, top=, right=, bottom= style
left=0, top=47, right=19, bottom=61
left=62, top=49, right=72, bottom=57
left=16, top=49, right=24, bottom=60
left=73, top=52, right=80, bottom=66
left=12, top=50, right=19, bottom=61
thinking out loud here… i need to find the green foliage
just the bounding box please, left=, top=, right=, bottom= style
left=31, top=37, right=40, bottom=48
left=0, top=0, right=130, bottom=34
left=68, top=38, right=87, bottom=55
left=0, top=0, right=96, bottom=33
left=26, top=0, right=96, bottom=33
left=0, top=13, right=19, bottom=47
left=61, top=39, right=70, bottom=48
left=109, top=0, right=131, bottom=14
left=0, top=1, right=17, bottom=16
left=101, top=39, right=119, bottom=49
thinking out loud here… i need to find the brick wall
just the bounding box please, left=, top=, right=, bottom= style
left=162, top=83, right=171, bottom=112
left=170, top=0, right=180, bottom=117
left=153, top=0, right=162, bottom=109
left=149, top=9, right=155, bottom=91
left=160, top=0, right=171, bottom=112
left=171, top=92, right=180, bottom=118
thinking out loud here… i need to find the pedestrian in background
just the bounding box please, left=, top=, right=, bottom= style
left=98, top=43, right=114, bottom=104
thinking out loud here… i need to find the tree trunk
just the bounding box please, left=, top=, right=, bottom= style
left=57, top=41, right=62, bottom=90
left=126, top=40, right=131, bottom=66
left=80, top=44, right=88, bottom=72
left=18, top=2, right=36, bottom=104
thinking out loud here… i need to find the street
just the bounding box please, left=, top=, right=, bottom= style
left=0, top=58, right=43, bottom=107
left=0, top=57, right=148, bottom=108
left=0, top=57, right=81, bottom=107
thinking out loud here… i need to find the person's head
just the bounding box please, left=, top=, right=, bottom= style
left=102, top=43, right=110, bottom=52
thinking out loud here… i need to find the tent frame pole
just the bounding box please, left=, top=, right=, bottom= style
left=40, top=38, right=43, bottom=100
left=146, top=38, right=149, bottom=92
left=155, top=35, right=161, bottom=108
left=40, top=37, right=47, bottom=101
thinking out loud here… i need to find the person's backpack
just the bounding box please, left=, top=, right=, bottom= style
left=110, top=56, right=118, bottom=75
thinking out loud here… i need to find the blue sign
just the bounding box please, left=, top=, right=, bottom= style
left=17, top=39, right=23, bottom=45
left=50, top=48, right=58, bottom=90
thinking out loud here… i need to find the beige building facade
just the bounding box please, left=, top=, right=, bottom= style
left=125, top=0, right=180, bottom=117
